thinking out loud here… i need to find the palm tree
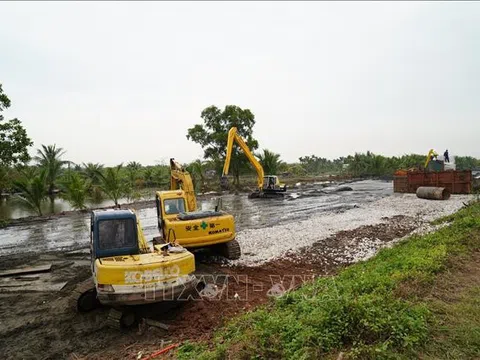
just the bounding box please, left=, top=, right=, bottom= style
left=59, top=171, right=90, bottom=210
left=126, top=161, right=143, bottom=185
left=82, top=163, right=104, bottom=203
left=257, top=149, right=284, bottom=175
left=34, top=144, right=68, bottom=195
left=16, top=165, right=38, bottom=180
left=82, top=163, right=104, bottom=184
left=12, top=168, right=48, bottom=215
left=143, top=167, right=154, bottom=187
left=98, top=164, right=129, bottom=207
left=153, top=165, right=169, bottom=187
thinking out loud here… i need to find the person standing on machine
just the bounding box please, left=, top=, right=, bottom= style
left=444, top=149, right=450, bottom=163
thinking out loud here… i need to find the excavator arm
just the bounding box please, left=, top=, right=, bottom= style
left=222, top=127, right=264, bottom=190
left=169, top=158, right=197, bottom=212
left=424, top=149, right=439, bottom=168
left=136, top=213, right=151, bottom=253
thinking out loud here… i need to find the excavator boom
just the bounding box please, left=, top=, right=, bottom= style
left=169, top=158, right=197, bottom=212
left=222, top=127, right=264, bottom=190
left=222, top=127, right=286, bottom=197
left=425, top=149, right=439, bottom=168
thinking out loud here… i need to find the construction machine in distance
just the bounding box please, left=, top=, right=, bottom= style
left=424, top=149, right=439, bottom=169
left=154, top=158, right=241, bottom=260
left=73, top=208, right=200, bottom=330
left=222, top=126, right=287, bottom=198
left=424, top=148, right=455, bottom=171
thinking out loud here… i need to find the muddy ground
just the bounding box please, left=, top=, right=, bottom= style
left=0, top=180, right=472, bottom=359
left=0, top=215, right=418, bottom=360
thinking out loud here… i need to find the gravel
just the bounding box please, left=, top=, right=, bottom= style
left=233, top=193, right=474, bottom=267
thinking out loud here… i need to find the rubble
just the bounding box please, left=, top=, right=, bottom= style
left=233, top=194, right=474, bottom=266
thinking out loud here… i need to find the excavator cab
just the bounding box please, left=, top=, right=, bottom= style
left=262, top=175, right=287, bottom=192
left=90, top=210, right=139, bottom=259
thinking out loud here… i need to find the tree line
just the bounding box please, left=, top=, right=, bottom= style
left=1, top=84, right=479, bottom=216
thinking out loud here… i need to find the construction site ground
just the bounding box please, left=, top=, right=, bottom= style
left=0, top=180, right=474, bottom=360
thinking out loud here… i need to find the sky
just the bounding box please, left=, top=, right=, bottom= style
left=0, top=1, right=479, bottom=166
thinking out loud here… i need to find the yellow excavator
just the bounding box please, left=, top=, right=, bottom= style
left=424, top=149, right=439, bottom=169
left=73, top=208, right=199, bottom=329
left=222, top=127, right=287, bottom=198
left=154, top=158, right=241, bottom=259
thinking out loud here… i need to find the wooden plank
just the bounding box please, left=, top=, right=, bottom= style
left=0, top=264, right=52, bottom=277
left=14, top=275, right=40, bottom=281
left=0, top=281, right=67, bottom=292
left=145, top=318, right=170, bottom=331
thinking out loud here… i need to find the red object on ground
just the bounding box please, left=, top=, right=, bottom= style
left=141, top=343, right=180, bottom=360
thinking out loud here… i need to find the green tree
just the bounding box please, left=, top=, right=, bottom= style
left=82, top=162, right=104, bottom=184
left=0, top=166, right=11, bottom=193
left=98, top=164, right=129, bottom=207
left=288, top=163, right=307, bottom=176
left=12, top=168, right=48, bottom=215
left=81, top=163, right=104, bottom=203
left=299, top=155, right=340, bottom=174
left=186, top=159, right=205, bottom=192
left=153, top=165, right=169, bottom=187
left=126, top=161, right=142, bottom=182
left=257, top=149, right=284, bottom=175
left=35, top=144, right=68, bottom=195
left=187, top=105, right=259, bottom=186
left=59, top=171, right=90, bottom=210
left=0, top=84, right=33, bottom=167
left=456, top=156, right=480, bottom=171
left=143, top=167, right=155, bottom=187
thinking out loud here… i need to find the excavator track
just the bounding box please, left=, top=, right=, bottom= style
left=249, top=191, right=285, bottom=199
left=106, top=308, right=138, bottom=330
left=70, top=278, right=99, bottom=313
left=218, top=239, right=241, bottom=260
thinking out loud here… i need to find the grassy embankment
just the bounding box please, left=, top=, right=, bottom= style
left=177, top=201, right=480, bottom=359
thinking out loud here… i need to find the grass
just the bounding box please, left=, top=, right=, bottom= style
left=419, top=252, right=480, bottom=359
left=176, top=201, right=480, bottom=359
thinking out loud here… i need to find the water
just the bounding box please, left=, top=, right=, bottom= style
left=0, top=180, right=393, bottom=256
left=0, top=196, right=152, bottom=220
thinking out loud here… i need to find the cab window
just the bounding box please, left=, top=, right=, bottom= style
left=164, top=198, right=186, bottom=215
left=98, top=219, right=136, bottom=250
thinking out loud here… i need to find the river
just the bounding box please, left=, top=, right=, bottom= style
left=0, top=180, right=393, bottom=256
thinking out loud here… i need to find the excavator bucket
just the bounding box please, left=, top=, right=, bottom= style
left=220, top=175, right=229, bottom=190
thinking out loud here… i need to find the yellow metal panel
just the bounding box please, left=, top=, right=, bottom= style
left=96, top=251, right=195, bottom=285
left=163, top=216, right=235, bottom=246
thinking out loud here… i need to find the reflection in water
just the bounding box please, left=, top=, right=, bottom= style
left=0, top=195, right=153, bottom=220
left=0, top=180, right=393, bottom=257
